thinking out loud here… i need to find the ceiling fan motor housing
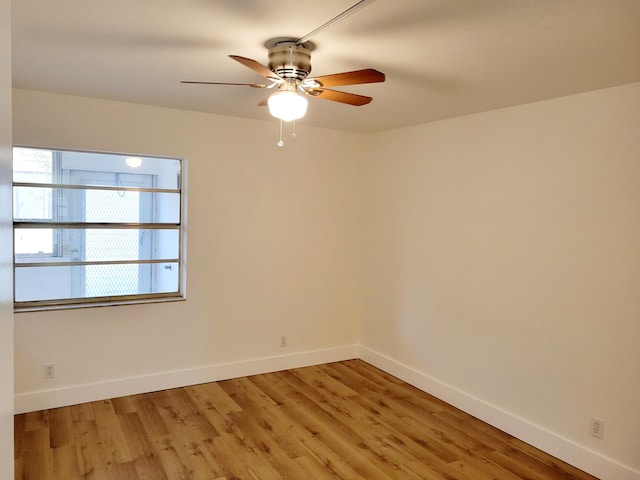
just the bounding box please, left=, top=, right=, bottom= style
left=268, top=42, right=311, bottom=81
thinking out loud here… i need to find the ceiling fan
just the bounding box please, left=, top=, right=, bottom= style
left=181, top=0, right=385, bottom=145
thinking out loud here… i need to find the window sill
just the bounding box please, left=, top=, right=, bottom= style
left=14, top=294, right=186, bottom=313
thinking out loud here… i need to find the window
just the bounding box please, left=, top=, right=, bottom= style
left=13, top=147, right=185, bottom=310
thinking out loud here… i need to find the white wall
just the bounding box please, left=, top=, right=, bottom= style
left=0, top=0, right=13, bottom=478
left=12, top=84, right=640, bottom=479
left=362, top=83, right=640, bottom=479
left=12, top=89, right=365, bottom=411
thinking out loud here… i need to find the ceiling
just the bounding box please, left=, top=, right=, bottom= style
left=12, top=0, right=640, bottom=133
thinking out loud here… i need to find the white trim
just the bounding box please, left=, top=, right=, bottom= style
left=360, top=345, right=640, bottom=480
left=14, top=345, right=359, bottom=414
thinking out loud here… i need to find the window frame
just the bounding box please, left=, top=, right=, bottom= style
left=12, top=146, right=187, bottom=311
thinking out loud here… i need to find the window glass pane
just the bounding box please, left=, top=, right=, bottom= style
left=15, top=262, right=179, bottom=302
left=15, top=228, right=179, bottom=263
left=13, top=183, right=53, bottom=220
left=14, top=149, right=181, bottom=189
left=14, top=228, right=54, bottom=255
left=13, top=187, right=180, bottom=223
left=13, top=147, right=53, bottom=183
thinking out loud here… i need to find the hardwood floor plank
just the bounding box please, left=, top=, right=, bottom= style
left=294, top=454, right=351, bottom=480
left=15, top=360, right=600, bottom=480
left=226, top=408, right=315, bottom=479
left=448, top=456, right=524, bottom=480
left=243, top=403, right=311, bottom=460
left=72, top=420, right=110, bottom=477
left=70, top=402, right=95, bottom=423
left=343, top=359, right=409, bottom=389
left=284, top=369, right=458, bottom=476
left=400, top=459, right=464, bottom=480
left=382, top=432, right=476, bottom=480
left=207, top=433, right=273, bottom=479
left=91, top=399, right=134, bottom=465
left=296, top=435, right=370, bottom=480
left=182, top=394, right=239, bottom=443
left=129, top=392, right=171, bottom=439
left=507, top=437, right=599, bottom=480
left=292, top=364, right=360, bottom=398
left=284, top=370, right=391, bottom=439
left=13, top=414, right=25, bottom=480
left=152, top=435, right=196, bottom=480
left=20, top=428, right=52, bottom=480
left=357, top=372, right=449, bottom=417
left=282, top=375, right=435, bottom=475
left=111, top=394, right=140, bottom=415
left=132, top=454, right=170, bottom=480
left=433, top=408, right=514, bottom=451
left=486, top=447, right=580, bottom=480
left=117, top=412, right=156, bottom=461
left=170, top=436, right=223, bottom=480
left=273, top=373, right=399, bottom=479
left=184, top=380, right=243, bottom=414
left=318, top=360, right=391, bottom=394
left=23, top=409, right=48, bottom=431
left=86, top=461, right=139, bottom=480
left=218, top=376, right=280, bottom=411
left=51, top=444, right=82, bottom=480
left=48, top=407, right=74, bottom=449
left=151, top=388, right=220, bottom=443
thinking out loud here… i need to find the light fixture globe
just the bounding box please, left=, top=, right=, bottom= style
left=268, top=89, right=308, bottom=122
left=125, top=156, right=142, bottom=168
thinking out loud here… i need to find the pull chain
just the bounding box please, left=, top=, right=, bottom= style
left=277, top=119, right=285, bottom=147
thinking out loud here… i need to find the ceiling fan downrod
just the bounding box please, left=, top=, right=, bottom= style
left=296, top=0, right=377, bottom=44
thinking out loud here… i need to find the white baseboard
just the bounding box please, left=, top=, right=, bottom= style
left=360, top=345, right=640, bottom=480
left=14, top=344, right=360, bottom=414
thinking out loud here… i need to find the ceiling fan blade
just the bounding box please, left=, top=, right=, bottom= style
left=229, top=55, right=280, bottom=80
left=309, top=88, right=372, bottom=106
left=257, top=96, right=270, bottom=107
left=181, top=81, right=267, bottom=88
left=306, top=69, right=385, bottom=87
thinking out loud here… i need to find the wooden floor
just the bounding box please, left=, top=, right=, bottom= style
left=14, top=359, right=599, bottom=480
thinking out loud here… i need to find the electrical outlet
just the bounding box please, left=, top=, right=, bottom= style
left=591, top=418, right=604, bottom=439
left=44, top=363, right=55, bottom=379
left=280, top=335, right=287, bottom=348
